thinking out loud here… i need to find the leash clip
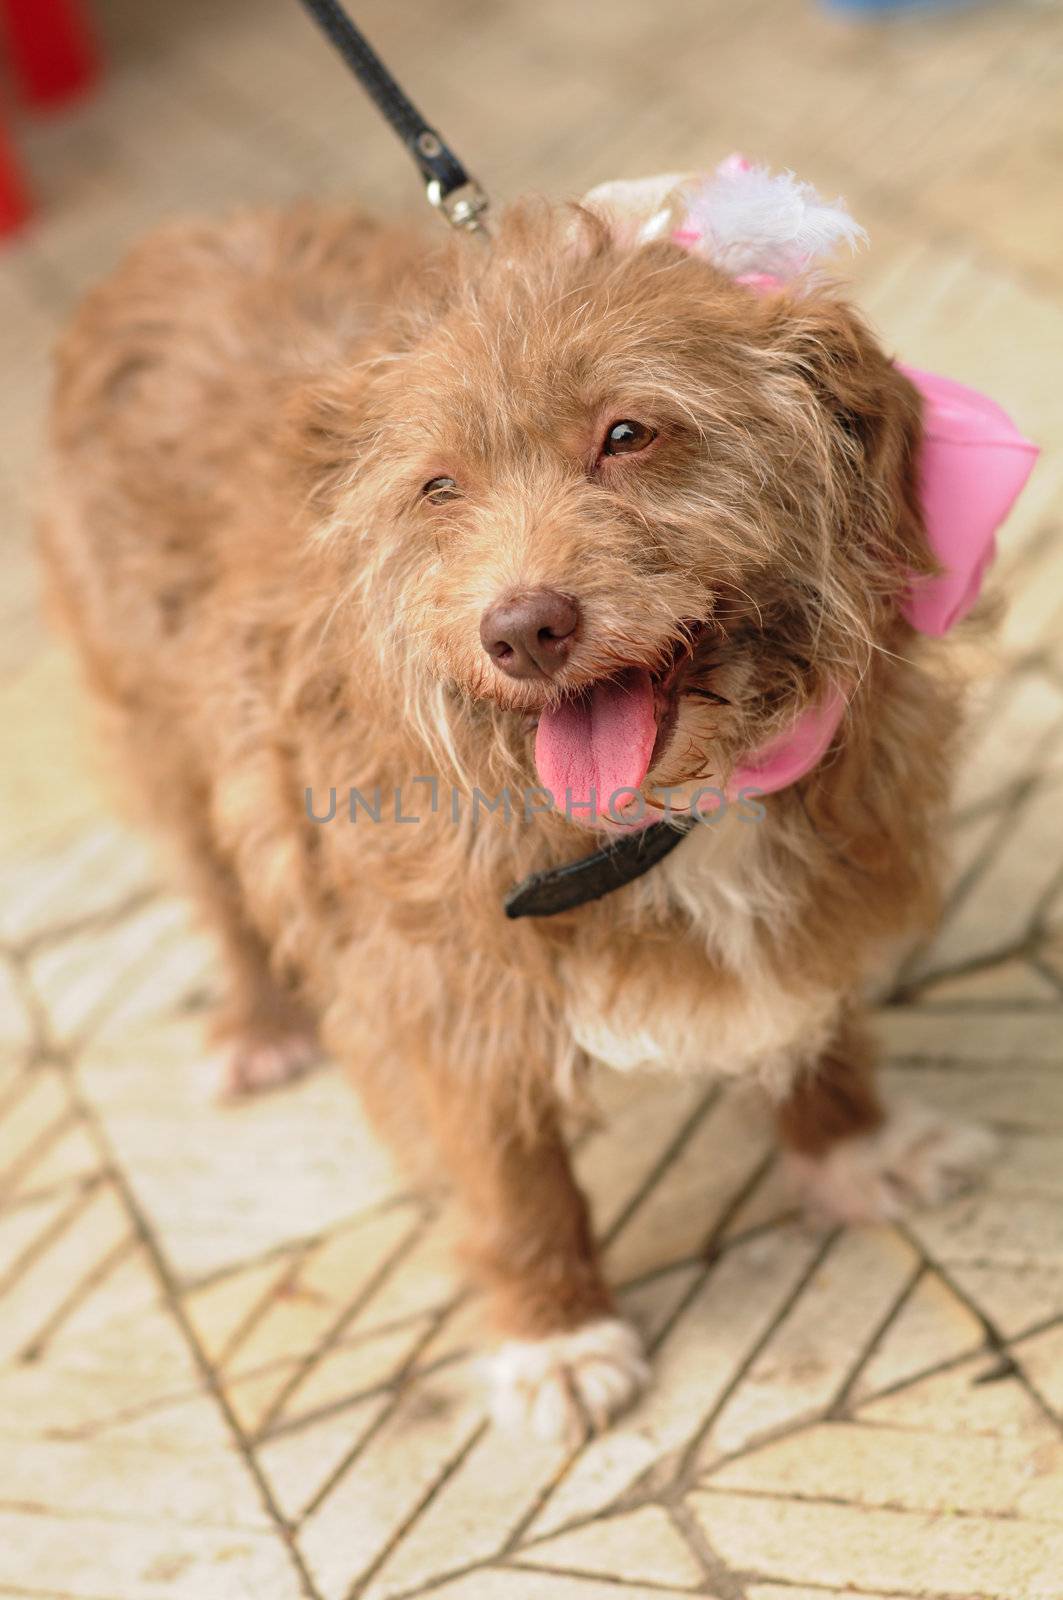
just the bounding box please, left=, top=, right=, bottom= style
left=426, top=176, right=491, bottom=236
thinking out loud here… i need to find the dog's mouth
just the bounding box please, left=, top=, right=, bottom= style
left=533, top=628, right=721, bottom=817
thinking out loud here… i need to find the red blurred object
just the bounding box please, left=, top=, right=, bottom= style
left=0, top=0, right=100, bottom=237
left=0, top=118, right=31, bottom=235
left=2, top=0, right=99, bottom=106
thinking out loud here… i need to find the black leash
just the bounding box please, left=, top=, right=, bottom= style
left=295, top=0, right=489, bottom=235
left=295, top=1, right=699, bottom=919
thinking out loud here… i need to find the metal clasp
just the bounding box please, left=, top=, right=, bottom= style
left=426, top=177, right=491, bottom=238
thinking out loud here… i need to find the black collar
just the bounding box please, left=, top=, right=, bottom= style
left=504, top=818, right=694, bottom=919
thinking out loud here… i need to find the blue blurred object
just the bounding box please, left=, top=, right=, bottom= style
left=824, top=0, right=975, bottom=12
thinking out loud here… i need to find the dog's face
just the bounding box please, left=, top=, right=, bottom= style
left=311, top=202, right=926, bottom=812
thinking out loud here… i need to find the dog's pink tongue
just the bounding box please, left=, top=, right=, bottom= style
left=535, top=669, right=657, bottom=823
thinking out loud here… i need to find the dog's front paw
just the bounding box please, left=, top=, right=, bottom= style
left=785, top=1099, right=997, bottom=1226
left=488, top=1317, right=649, bottom=1443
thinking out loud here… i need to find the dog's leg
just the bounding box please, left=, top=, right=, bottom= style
left=173, top=822, right=319, bottom=1098
left=207, top=932, right=320, bottom=1099
left=419, top=1070, right=649, bottom=1442
left=775, top=1009, right=995, bottom=1225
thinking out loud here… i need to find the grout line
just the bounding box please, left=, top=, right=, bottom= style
left=18, top=1233, right=137, bottom=1365
left=0, top=1108, right=81, bottom=1208
left=251, top=1205, right=435, bottom=1439
left=828, top=1259, right=926, bottom=1420
left=668, top=1229, right=843, bottom=1492
left=499, top=1557, right=706, bottom=1594
left=0, top=1175, right=104, bottom=1299
left=177, top=1190, right=425, bottom=1297
left=894, top=1220, right=1063, bottom=1442
left=15, top=886, right=161, bottom=965
left=346, top=1423, right=488, bottom=1600
left=210, top=1246, right=312, bottom=1376
left=666, top=1499, right=748, bottom=1600
left=599, top=1086, right=720, bottom=1250
left=293, top=1294, right=471, bottom=1525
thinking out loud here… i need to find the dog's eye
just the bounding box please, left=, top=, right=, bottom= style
left=600, top=419, right=657, bottom=458
left=422, top=476, right=460, bottom=504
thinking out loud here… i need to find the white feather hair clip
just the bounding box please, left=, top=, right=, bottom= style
left=582, top=154, right=866, bottom=283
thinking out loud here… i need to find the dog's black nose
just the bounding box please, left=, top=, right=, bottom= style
left=480, top=589, right=580, bottom=679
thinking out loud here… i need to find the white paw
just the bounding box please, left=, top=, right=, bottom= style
left=785, top=1099, right=998, bottom=1226
left=210, top=1030, right=320, bottom=1100
left=488, top=1317, right=650, bottom=1444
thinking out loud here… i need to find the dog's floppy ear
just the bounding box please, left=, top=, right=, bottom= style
left=281, top=366, right=373, bottom=524
left=767, top=290, right=933, bottom=580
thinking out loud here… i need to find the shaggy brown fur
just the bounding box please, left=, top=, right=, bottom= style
left=41, top=199, right=977, bottom=1436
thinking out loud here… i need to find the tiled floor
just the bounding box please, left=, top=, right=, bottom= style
left=2, top=1, right=1062, bottom=1596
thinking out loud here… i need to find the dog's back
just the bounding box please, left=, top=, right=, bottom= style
left=40, top=205, right=417, bottom=705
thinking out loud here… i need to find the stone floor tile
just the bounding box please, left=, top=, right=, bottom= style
left=76, top=1017, right=401, bottom=1280
left=0, top=1508, right=305, bottom=1600
left=689, top=1488, right=1063, bottom=1600
left=618, top=1261, right=703, bottom=1348
left=1012, top=1322, right=1063, bottom=1419
left=0, top=1181, right=129, bottom=1363
left=905, top=1132, right=1063, bottom=1338
left=938, top=1261, right=1063, bottom=1344
left=719, top=1158, right=796, bottom=1242
left=0, top=1431, right=274, bottom=1530
left=0, top=817, right=156, bottom=950
left=0, top=954, right=34, bottom=1065
left=0, top=1067, right=71, bottom=1189
left=29, top=896, right=210, bottom=1048
left=340, top=1205, right=465, bottom=1333
left=603, top=1086, right=773, bottom=1284
left=877, top=1004, right=1063, bottom=1064
left=935, top=802, right=1008, bottom=907
left=707, top=1418, right=1063, bottom=1520
left=298, top=1358, right=484, bottom=1600
left=256, top=1392, right=392, bottom=1524
left=0, top=1185, right=76, bottom=1284
left=1040, top=922, right=1063, bottom=986
left=699, top=1228, right=919, bottom=1463
left=0, top=489, right=42, bottom=686
left=918, top=771, right=1063, bottom=976
left=1003, top=526, right=1063, bottom=663
left=514, top=1507, right=704, bottom=1591
left=217, top=1206, right=432, bottom=1422
left=747, top=1589, right=896, bottom=1600
left=574, top=1073, right=709, bottom=1242
left=913, top=957, right=1061, bottom=1005
left=996, top=453, right=1063, bottom=581
left=0, top=648, right=119, bottom=858
left=224, top=1362, right=303, bottom=1437
left=270, top=1316, right=431, bottom=1434
left=361, top=1418, right=571, bottom=1600
left=428, top=1572, right=709, bottom=1600
left=882, top=1060, right=1063, bottom=1133
left=183, top=1254, right=300, bottom=1368
left=951, top=669, right=1063, bottom=818
left=405, top=1290, right=488, bottom=1372
left=847, top=1270, right=985, bottom=1405
left=528, top=1227, right=822, bottom=1540
left=291, top=1202, right=426, bottom=1330
left=856, top=1352, right=1054, bottom=1439
left=0, top=1243, right=202, bottom=1440
left=4, top=1117, right=101, bottom=1204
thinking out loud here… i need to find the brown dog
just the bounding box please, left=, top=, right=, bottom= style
left=40, top=192, right=994, bottom=1440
